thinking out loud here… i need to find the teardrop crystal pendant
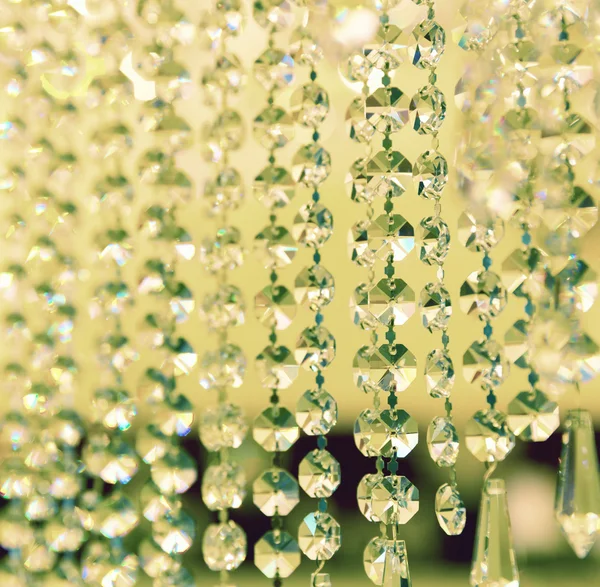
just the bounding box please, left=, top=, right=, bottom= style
left=554, top=409, right=600, bottom=559
left=382, top=539, right=411, bottom=587
left=470, top=478, right=519, bottom=587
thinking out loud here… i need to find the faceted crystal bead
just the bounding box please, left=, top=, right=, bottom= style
left=44, top=512, right=85, bottom=552
left=0, top=506, right=34, bottom=549
left=413, top=150, right=448, bottom=199
left=198, top=344, right=246, bottom=390
left=504, top=319, right=529, bottom=369
left=358, top=473, right=383, bottom=522
left=298, top=512, right=341, bottom=560
left=409, top=20, right=446, bottom=70
left=353, top=344, right=417, bottom=393
left=311, top=572, right=332, bottom=587
left=555, top=410, right=600, bottom=558
left=151, top=393, right=193, bottom=437
left=507, top=389, right=559, bottom=442
left=436, top=483, right=466, bottom=536
left=254, top=49, right=294, bottom=92
left=151, top=449, right=197, bottom=495
left=465, top=409, right=515, bottom=463
left=418, top=216, right=450, bottom=265
left=204, top=52, right=246, bottom=99
left=471, top=479, right=519, bottom=587
left=463, top=339, right=510, bottom=390
left=253, top=467, right=300, bottom=516
left=199, top=403, right=247, bottom=451
left=425, top=348, right=455, bottom=398
left=81, top=541, right=138, bottom=587
left=364, top=87, right=411, bottom=134
left=419, top=282, right=452, bottom=331
left=202, top=462, right=246, bottom=510
left=253, top=165, right=295, bottom=208
left=153, top=509, right=195, bottom=555
left=97, top=493, right=139, bottom=538
left=136, top=425, right=169, bottom=465
left=253, top=106, right=294, bottom=150
left=346, top=98, right=376, bottom=144
left=371, top=475, right=419, bottom=525
left=255, top=530, right=300, bottom=579
left=289, top=27, right=323, bottom=68
left=410, top=85, right=446, bottom=134
left=198, top=227, right=244, bottom=273
left=379, top=409, right=419, bottom=458
left=253, top=0, right=294, bottom=30
left=354, top=409, right=387, bottom=457
left=296, top=388, right=338, bottom=435
left=22, top=541, right=55, bottom=572
left=253, top=406, right=299, bottom=452
left=363, top=536, right=387, bottom=584
left=290, top=83, right=329, bottom=127
left=365, top=24, right=405, bottom=71
left=85, top=435, right=139, bottom=485
left=294, top=265, right=335, bottom=311
left=202, top=521, right=246, bottom=571
left=292, top=144, right=331, bottom=187
left=295, top=326, right=336, bottom=372
left=427, top=416, right=459, bottom=467
left=200, top=284, right=245, bottom=330
left=255, top=345, right=299, bottom=389
left=139, top=539, right=178, bottom=578
left=204, top=110, right=245, bottom=160
left=458, top=212, right=504, bottom=252
left=292, top=203, right=333, bottom=248
left=460, top=270, right=507, bottom=320
left=255, top=285, right=296, bottom=330
left=0, top=458, right=33, bottom=499
left=140, top=483, right=180, bottom=523
left=501, top=247, right=547, bottom=299
left=253, top=225, right=297, bottom=268
left=203, top=168, right=244, bottom=216
left=343, top=52, right=373, bottom=84
left=349, top=215, right=414, bottom=267
left=299, top=449, right=341, bottom=498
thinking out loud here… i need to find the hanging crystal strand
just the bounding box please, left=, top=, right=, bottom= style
left=497, top=3, right=561, bottom=445
left=251, top=2, right=302, bottom=585
left=133, top=2, right=197, bottom=585
left=288, top=4, right=339, bottom=585
left=343, top=2, right=418, bottom=585
left=527, top=0, right=600, bottom=558
left=197, top=1, right=248, bottom=584
left=411, top=0, right=466, bottom=538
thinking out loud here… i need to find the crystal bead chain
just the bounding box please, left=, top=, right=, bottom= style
left=533, top=3, right=600, bottom=558
left=288, top=4, right=339, bottom=584
left=250, top=3, right=301, bottom=585
left=412, top=0, right=466, bottom=539
left=198, top=1, right=248, bottom=583
left=134, top=3, right=197, bottom=585
left=346, top=3, right=418, bottom=584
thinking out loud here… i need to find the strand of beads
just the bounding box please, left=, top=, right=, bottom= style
left=250, top=2, right=302, bottom=585
left=346, top=3, right=419, bottom=585
left=289, top=4, right=340, bottom=585
left=198, top=0, right=248, bottom=583
left=133, top=2, right=197, bottom=585
left=411, top=0, right=466, bottom=538
left=530, top=0, right=600, bottom=558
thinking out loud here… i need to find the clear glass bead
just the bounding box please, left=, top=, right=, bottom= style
left=427, top=416, right=459, bottom=467
left=253, top=406, right=299, bottom=452
left=202, top=521, right=246, bottom=571
left=253, top=467, right=300, bottom=517
left=299, top=449, right=341, bottom=498
left=202, top=462, right=246, bottom=510
left=296, top=388, right=338, bottom=436
left=298, top=511, right=341, bottom=561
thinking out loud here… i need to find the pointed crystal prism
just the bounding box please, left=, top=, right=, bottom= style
left=555, top=409, right=600, bottom=559
left=382, top=539, right=412, bottom=587
left=470, top=479, right=519, bottom=587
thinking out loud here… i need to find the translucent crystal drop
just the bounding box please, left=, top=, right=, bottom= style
left=150, top=449, right=197, bottom=495
left=153, top=509, right=195, bottom=555
left=427, top=416, right=459, bottom=467
left=140, top=483, right=180, bottom=523
left=198, top=227, right=244, bottom=273
left=253, top=0, right=294, bottom=30
left=410, top=85, right=446, bottom=135
left=418, top=215, right=450, bottom=266
left=353, top=344, right=417, bottom=393
left=199, top=343, right=246, bottom=390
left=202, top=521, right=246, bottom=571
left=471, top=479, right=519, bottom=587
left=555, top=409, right=600, bottom=558
left=465, top=409, right=516, bottom=463
left=292, top=144, right=331, bottom=187
left=22, top=541, right=55, bottom=572
left=463, top=339, right=510, bottom=390
left=409, top=19, right=445, bottom=70
left=311, top=572, right=332, bottom=587
left=290, top=83, right=329, bottom=127
left=289, top=27, right=323, bottom=67
left=254, top=225, right=297, bottom=269
left=255, top=530, right=301, bottom=578
left=365, top=87, right=411, bottom=134
left=299, top=449, right=341, bottom=498
left=254, top=165, right=295, bottom=208
left=358, top=473, right=383, bottom=522
left=458, top=211, right=505, bottom=252
left=343, top=52, right=372, bottom=84
left=294, top=265, right=335, bottom=311
left=254, top=49, right=294, bottom=92
left=346, top=98, right=376, bottom=144
left=436, top=483, right=467, bottom=536
left=255, top=345, right=299, bottom=389
left=379, top=409, right=419, bottom=458
left=507, top=390, right=559, bottom=442
left=371, top=475, right=419, bottom=525
left=255, top=285, right=296, bottom=330
left=419, top=282, right=452, bottom=331
left=296, top=388, right=337, bottom=436
left=253, top=467, right=300, bottom=516
left=425, top=348, right=455, bottom=398
left=253, top=406, right=299, bottom=452
left=202, top=462, right=246, bottom=510
left=139, top=539, right=178, bottom=578
left=460, top=270, right=507, bottom=320
left=382, top=540, right=412, bottom=587
left=200, top=284, right=245, bottom=330
left=365, top=24, right=405, bottom=71
left=253, top=105, right=294, bottom=150
left=295, top=325, right=336, bottom=372
left=354, top=409, right=387, bottom=457
left=413, top=150, right=448, bottom=199
left=199, top=403, right=247, bottom=451
left=292, top=203, right=333, bottom=248
left=298, top=511, right=341, bottom=560
left=501, top=247, right=547, bottom=300
left=81, top=541, right=139, bottom=587
left=351, top=279, right=415, bottom=330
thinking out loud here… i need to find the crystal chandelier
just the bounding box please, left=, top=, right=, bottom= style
left=0, top=1, right=599, bottom=587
